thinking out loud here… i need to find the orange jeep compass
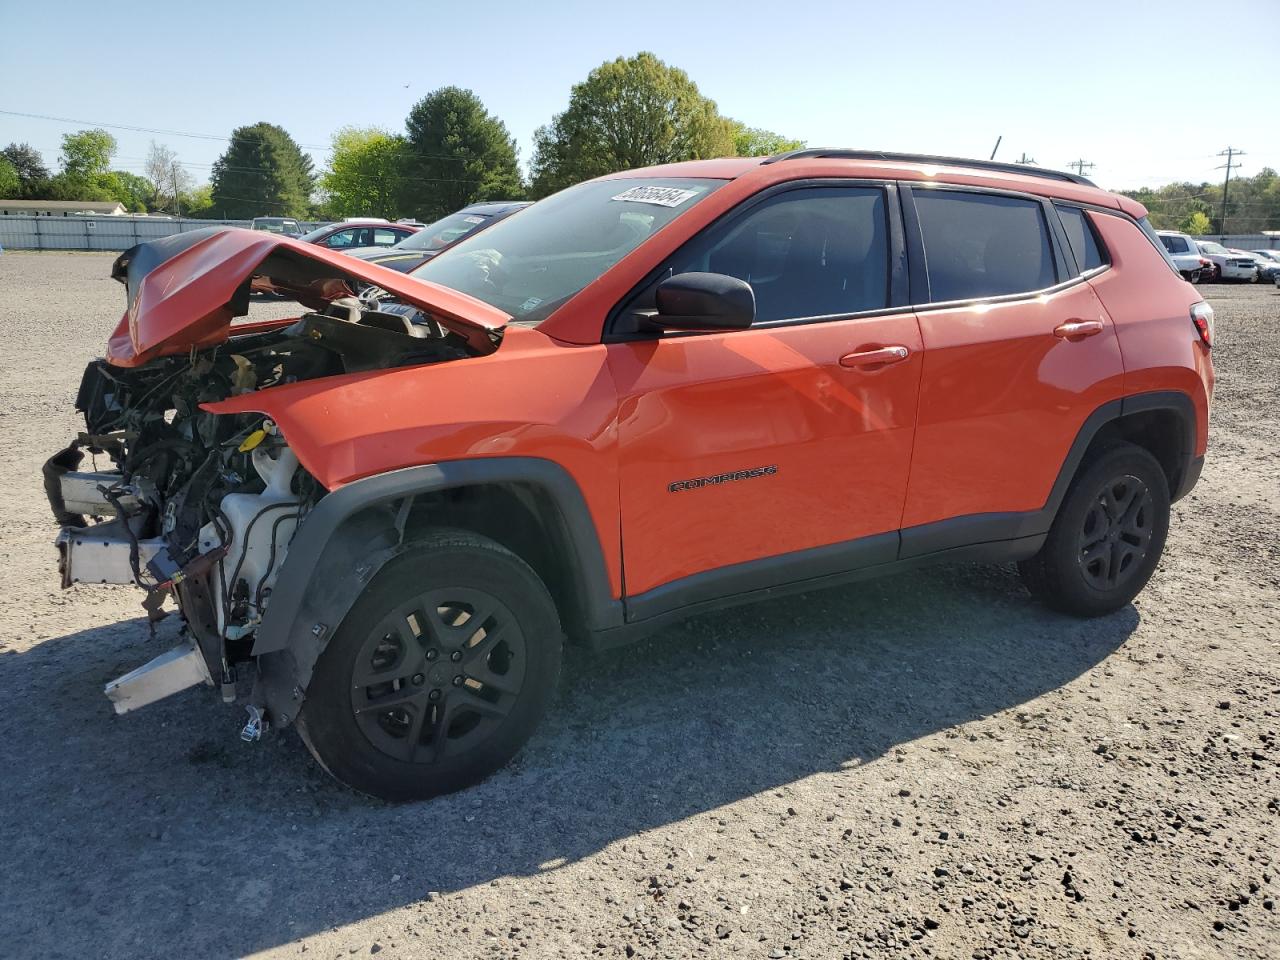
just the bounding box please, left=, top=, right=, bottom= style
left=46, top=150, right=1214, bottom=800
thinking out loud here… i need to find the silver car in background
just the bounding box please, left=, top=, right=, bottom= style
left=1196, top=240, right=1259, bottom=282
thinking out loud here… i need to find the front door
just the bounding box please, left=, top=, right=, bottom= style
left=607, top=184, right=923, bottom=606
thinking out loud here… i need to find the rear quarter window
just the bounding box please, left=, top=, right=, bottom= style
left=913, top=190, right=1056, bottom=302
left=1056, top=205, right=1108, bottom=273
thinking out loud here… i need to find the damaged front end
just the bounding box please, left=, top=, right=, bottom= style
left=46, top=227, right=509, bottom=727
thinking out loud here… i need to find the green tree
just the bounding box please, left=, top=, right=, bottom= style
left=60, top=129, right=116, bottom=179
left=1181, top=210, right=1212, bottom=236
left=729, top=121, right=804, bottom=157
left=106, top=171, right=153, bottom=212
left=321, top=126, right=405, bottom=218
left=530, top=52, right=735, bottom=198
left=1, top=142, right=51, bottom=197
left=400, top=87, right=523, bottom=221
left=209, top=122, right=316, bottom=218
left=182, top=184, right=216, bottom=219
left=49, top=129, right=120, bottom=201
left=0, top=157, right=19, bottom=197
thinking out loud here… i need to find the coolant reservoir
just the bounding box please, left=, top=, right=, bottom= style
left=201, top=445, right=301, bottom=631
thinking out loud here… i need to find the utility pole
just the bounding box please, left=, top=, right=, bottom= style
left=171, top=162, right=181, bottom=218
left=1015, top=152, right=1037, bottom=165
left=1216, top=147, right=1244, bottom=237
left=1067, top=158, right=1095, bottom=178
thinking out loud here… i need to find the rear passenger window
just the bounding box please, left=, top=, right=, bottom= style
left=1056, top=205, right=1106, bottom=272
left=914, top=190, right=1056, bottom=302
left=668, top=187, right=890, bottom=322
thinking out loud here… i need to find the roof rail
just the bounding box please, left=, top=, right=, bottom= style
left=760, top=148, right=1096, bottom=187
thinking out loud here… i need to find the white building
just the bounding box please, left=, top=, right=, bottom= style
left=0, top=199, right=127, bottom=216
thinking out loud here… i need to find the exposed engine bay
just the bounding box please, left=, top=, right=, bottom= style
left=45, top=295, right=480, bottom=720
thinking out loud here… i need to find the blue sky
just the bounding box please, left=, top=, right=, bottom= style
left=1, top=0, right=1275, bottom=191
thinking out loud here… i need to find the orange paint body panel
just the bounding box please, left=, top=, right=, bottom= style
left=608, top=313, right=922, bottom=594
left=205, top=326, right=626, bottom=596
left=903, top=282, right=1125, bottom=528
left=1085, top=212, right=1213, bottom=455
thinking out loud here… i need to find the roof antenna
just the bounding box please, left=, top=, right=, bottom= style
left=989, top=136, right=1002, bottom=161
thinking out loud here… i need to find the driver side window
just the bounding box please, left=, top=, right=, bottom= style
left=669, top=186, right=890, bottom=323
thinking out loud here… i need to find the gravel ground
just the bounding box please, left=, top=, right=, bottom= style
left=0, top=252, right=1275, bottom=960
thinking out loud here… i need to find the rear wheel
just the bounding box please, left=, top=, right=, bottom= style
left=297, top=529, right=562, bottom=801
left=1018, top=443, right=1170, bottom=617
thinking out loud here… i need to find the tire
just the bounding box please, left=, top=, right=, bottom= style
left=1018, top=443, right=1170, bottom=618
left=297, top=528, right=563, bottom=801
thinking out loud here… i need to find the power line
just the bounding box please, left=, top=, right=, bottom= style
left=1067, top=158, right=1095, bottom=177
left=1216, top=147, right=1245, bottom=234
left=0, top=108, right=502, bottom=166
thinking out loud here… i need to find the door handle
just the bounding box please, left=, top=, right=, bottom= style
left=839, top=345, right=910, bottom=369
left=1053, top=319, right=1104, bottom=341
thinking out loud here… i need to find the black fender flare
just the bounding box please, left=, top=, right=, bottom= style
left=1042, top=390, right=1199, bottom=516
left=253, top=457, right=620, bottom=724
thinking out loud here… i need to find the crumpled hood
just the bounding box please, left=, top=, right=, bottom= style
left=105, top=227, right=509, bottom=367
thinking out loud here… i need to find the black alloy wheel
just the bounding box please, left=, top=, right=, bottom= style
left=1018, top=443, right=1171, bottom=618
left=297, top=529, right=562, bottom=801
left=350, top=586, right=526, bottom=764
left=1076, top=474, right=1154, bottom=592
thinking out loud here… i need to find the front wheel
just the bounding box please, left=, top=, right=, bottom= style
left=1018, top=443, right=1170, bottom=617
left=297, top=529, right=562, bottom=801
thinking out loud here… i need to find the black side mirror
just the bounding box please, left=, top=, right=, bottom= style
left=653, top=272, right=755, bottom=331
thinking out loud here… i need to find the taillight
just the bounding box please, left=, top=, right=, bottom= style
left=1191, top=302, right=1214, bottom=348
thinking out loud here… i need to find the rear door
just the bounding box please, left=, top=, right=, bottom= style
left=898, top=186, right=1124, bottom=554
left=607, top=183, right=923, bottom=605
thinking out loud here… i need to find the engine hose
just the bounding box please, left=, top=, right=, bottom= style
left=253, top=511, right=301, bottom=610
left=222, top=501, right=299, bottom=620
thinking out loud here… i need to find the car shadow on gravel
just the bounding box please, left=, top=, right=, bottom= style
left=0, top=561, right=1136, bottom=959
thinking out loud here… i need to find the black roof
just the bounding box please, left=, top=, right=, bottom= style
left=760, top=149, right=1096, bottom=187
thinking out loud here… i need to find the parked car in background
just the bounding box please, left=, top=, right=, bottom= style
left=1195, top=240, right=1259, bottom=282
left=345, top=201, right=531, bottom=274
left=48, top=151, right=1214, bottom=800
left=297, top=219, right=419, bottom=252
left=1157, top=230, right=1212, bottom=283
left=1229, top=248, right=1280, bottom=283
left=250, top=217, right=303, bottom=237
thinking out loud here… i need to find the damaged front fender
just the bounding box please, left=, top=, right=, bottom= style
left=250, top=458, right=622, bottom=726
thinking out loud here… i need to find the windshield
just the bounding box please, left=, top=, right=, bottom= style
left=1199, top=241, right=1228, bottom=255
left=395, top=212, right=494, bottom=252
left=410, top=177, right=727, bottom=323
